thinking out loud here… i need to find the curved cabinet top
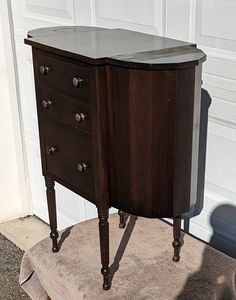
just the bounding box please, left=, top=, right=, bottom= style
left=25, top=26, right=206, bottom=70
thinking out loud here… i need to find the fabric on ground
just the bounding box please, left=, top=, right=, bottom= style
left=20, top=214, right=236, bottom=300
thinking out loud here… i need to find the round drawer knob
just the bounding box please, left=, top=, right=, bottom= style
left=75, top=112, right=86, bottom=122
left=77, top=162, right=90, bottom=172
left=40, top=65, right=50, bottom=75
left=46, top=146, right=58, bottom=155
left=42, top=99, right=53, bottom=109
left=73, top=77, right=84, bottom=88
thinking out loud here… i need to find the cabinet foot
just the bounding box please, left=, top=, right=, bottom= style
left=98, top=208, right=110, bottom=290
left=50, top=231, right=59, bottom=253
left=118, top=210, right=126, bottom=229
left=101, top=267, right=110, bottom=290
left=172, top=215, right=181, bottom=262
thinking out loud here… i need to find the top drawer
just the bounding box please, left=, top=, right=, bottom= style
left=35, top=51, right=90, bottom=100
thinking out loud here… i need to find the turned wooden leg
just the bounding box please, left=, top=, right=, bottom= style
left=98, top=207, right=110, bottom=290
left=118, top=210, right=126, bottom=229
left=172, top=215, right=181, bottom=262
left=45, top=175, right=59, bottom=253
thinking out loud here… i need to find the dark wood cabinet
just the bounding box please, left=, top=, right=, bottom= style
left=25, top=26, right=206, bottom=290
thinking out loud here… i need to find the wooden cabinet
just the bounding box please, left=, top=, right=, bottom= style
left=25, top=26, right=206, bottom=290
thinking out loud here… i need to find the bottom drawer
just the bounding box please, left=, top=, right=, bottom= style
left=43, top=118, right=94, bottom=199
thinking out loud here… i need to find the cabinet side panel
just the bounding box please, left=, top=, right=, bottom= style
left=107, top=66, right=132, bottom=212
left=190, top=64, right=202, bottom=211
left=151, top=70, right=177, bottom=216
left=129, top=68, right=153, bottom=215
left=91, top=66, right=110, bottom=209
left=173, top=67, right=196, bottom=216
left=108, top=66, right=177, bottom=217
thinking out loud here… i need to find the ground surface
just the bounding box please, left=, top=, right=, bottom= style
left=0, top=216, right=50, bottom=251
left=0, top=233, right=30, bottom=300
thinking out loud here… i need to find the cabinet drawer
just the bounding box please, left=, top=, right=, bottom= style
left=36, top=52, right=90, bottom=101
left=43, top=118, right=94, bottom=199
left=38, top=87, right=91, bottom=134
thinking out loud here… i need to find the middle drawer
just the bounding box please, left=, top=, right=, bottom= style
left=38, top=86, right=92, bottom=134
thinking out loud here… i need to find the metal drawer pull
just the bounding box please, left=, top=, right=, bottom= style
left=40, top=65, right=50, bottom=75
left=73, top=77, right=85, bottom=88
left=75, top=112, right=87, bottom=122
left=46, top=146, right=58, bottom=155
left=42, top=99, right=53, bottom=109
left=77, top=162, right=90, bottom=172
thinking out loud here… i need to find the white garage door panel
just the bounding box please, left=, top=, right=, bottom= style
left=96, top=0, right=156, bottom=26
left=204, top=73, right=236, bottom=94
left=6, top=0, right=235, bottom=255
left=165, top=0, right=190, bottom=41
left=190, top=187, right=236, bottom=258
left=204, top=59, right=236, bottom=81
left=209, top=99, right=236, bottom=126
left=192, top=0, right=236, bottom=256
left=206, top=132, right=236, bottom=194
left=15, top=43, right=37, bottom=133
left=12, top=0, right=77, bottom=29
left=26, top=0, right=72, bottom=15
left=24, top=0, right=76, bottom=24
left=204, top=82, right=236, bottom=104
left=201, top=0, right=236, bottom=41
left=196, top=0, right=236, bottom=51
left=95, top=0, right=163, bottom=35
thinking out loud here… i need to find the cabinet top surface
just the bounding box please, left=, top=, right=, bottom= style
left=25, top=26, right=206, bottom=69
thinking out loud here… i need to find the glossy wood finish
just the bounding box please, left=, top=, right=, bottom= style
left=172, top=216, right=182, bottom=262
left=118, top=210, right=126, bottom=229
left=37, top=51, right=90, bottom=99
left=108, top=66, right=197, bottom=218
left=25, top=26, right=206, bottom=70
left=38, top=87, right=91, bottom=134
left=26, top=26, right=206, bottom=290
left=98, top=208, right=110, bottom=290
left=43, top=118, right=94, bottom=199
left=45, top=175, right=59, bottom=253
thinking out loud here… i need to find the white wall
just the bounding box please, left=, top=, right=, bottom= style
left=0, top=20, right=22, bottom=222
left=1, top=0, right=235, bottom=255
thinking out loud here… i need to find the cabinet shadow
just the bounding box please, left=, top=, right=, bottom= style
left=58, top=225, right=74, bottom=250
left=109, top=215, right=138, bottom=286
left=176, top=204, right=236, bottom=300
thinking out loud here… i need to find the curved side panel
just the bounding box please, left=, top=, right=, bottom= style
left=108, top=66, right=177, bottom=217
left=107, top=64, right=202, bottom=218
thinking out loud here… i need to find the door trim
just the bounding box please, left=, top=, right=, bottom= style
left=0, top=0, right=32, bottom=216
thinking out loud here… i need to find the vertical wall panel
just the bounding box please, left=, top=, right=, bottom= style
left=165, top=0, right=190, bottom=40
left=4, top=0, right=236, bottom=257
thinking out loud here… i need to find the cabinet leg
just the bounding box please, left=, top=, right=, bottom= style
left=172, top=215, right=181, bottom=262
left=98, top=208, right=110, bottom=290
left=45, top=175, right=59, bottom=253
left=118, top=210, right=126, bottom=229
